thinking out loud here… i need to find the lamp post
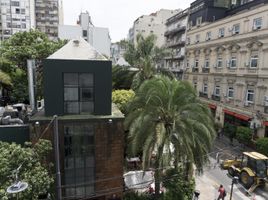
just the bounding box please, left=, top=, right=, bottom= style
left=229, top=176, right=239, bottom=200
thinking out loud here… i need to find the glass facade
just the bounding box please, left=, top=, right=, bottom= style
left=64, top=73, right=94, bottom=114
left=63, top=124, right=95, bottom=198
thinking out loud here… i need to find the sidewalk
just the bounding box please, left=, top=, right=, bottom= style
left=195, top=173, right=218, bottom=200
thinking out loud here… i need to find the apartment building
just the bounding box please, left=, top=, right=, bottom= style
left=0, top=0, right=35, bottom=41
left=35, top=0, right=60, bottom=40
left=164, top=8, right=189, bottom=79
left=185, top=0, right=268, bottom=137
left=58, top=12, right=111, bottom=57
left=128, top=9, right=180, bottom=47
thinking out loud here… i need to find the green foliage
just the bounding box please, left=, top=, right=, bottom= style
left=256, top=138, right=268, bottom=156
left=112, top=66, right=136, bottom=90
left=124, top=34, right=173, bottom=91
left=0, top=29, right=66, bottom=102
left=224, top=123, right=236, bottom=139
left=236, top=126, right=252, bottom=144
left=125, top=76, right=215, bottom=195
left=162, top=168, right=195, bottom=200
left=0, top=70, right=12, bottom=86
left=112, top=89, right=135, bottom=114
left=123, top=191, right=151, bottom=200
left=0, top=140, right=54, bottom=199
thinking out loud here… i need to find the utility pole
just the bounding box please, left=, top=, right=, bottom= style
left=229, top=176, right=238, bottom=200
left=53, top=115, right=62, bottom=200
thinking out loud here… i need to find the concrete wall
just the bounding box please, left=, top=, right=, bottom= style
left=58, top=25, right=82, bottom=40
left=91, top=27, right=111, bottom=57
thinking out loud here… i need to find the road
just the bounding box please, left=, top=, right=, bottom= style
left=195, top=136, right=268, bottom=200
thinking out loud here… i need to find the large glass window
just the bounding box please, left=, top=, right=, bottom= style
left=64, top=124, right=95, bottom=198
left=214, top=86, right=220, bottom=96
left=230, top=56, right=237, bottom=68
left=253, top=18, right=262, bottom=30
left=217, top=57, right=223, bottom=68
left=228, top=87, right=234, bottom=98
left=233, top=24, right=240, bottom=34
left=203, top=83, right=208, bottom=94
left=64, top=73, right=94, bottom=114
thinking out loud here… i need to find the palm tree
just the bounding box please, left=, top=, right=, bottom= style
left=125, top=76, right=215, bottom=198
left=124, top=34, right=174, bottom=91
left=0, top=70, right=12, bottom=86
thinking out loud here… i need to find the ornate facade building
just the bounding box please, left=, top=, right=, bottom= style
left=185, top=0, right=268, bottom=137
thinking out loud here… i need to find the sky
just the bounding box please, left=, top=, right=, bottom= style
left=62, top=0, right=189, bottom=42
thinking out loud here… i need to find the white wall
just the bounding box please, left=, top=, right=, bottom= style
left=58, top=25, right=82, bottom=40
left=90, top=27, right=111, bottom=58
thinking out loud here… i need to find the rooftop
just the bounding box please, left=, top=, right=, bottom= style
left=47, top=38, right=107, bottom=61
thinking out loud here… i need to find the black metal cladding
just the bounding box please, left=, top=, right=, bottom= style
left=43, top=59, right=112, bottom=116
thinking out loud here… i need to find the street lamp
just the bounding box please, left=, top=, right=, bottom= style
left=229, top=176, right=239, bottom=200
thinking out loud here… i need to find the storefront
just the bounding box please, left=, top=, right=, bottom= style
left=223, top=109, right=251, bottom=127
left=208, top=103, right=216, bottom=118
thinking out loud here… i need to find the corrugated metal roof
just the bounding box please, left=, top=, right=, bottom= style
left=47, top=38, right=107, bottom=61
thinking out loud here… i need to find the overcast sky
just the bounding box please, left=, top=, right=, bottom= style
left=62, top=0, right=189, bottom=42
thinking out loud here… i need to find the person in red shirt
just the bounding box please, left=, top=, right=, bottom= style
left=218, top=185, right=226, bottom=200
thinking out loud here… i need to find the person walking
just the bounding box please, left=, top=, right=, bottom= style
left=217, top=185, right=226, bottom=200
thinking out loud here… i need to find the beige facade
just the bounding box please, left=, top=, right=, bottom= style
left=185, top=3, right=268, bottom=137
left=128, top=9, right=180, bottom=47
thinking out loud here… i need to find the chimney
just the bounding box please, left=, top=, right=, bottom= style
left=27, top=60, right=37, bottom=113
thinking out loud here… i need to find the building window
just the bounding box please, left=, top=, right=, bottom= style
left=196, top=16, right=202, bottom=26
left=217, top=57, right=222, bottom=68
left=195, top=59, right=199, bottom=68
left=230, top=56, right=237, bottom=68
left=206, top=31, right=211, bottom=41
left=250, top=54, right=258, bottom=68
left=227, top=87, right=234, bottom=98
left=193, top=82, right=197, bottom=90
left=83, top=30, right=87, bottom=37
left=64, top=73, right=94, bottom=114
left=233, top=24, right=240, bottom=35
left=246, top=89, right=254, bottom=103
left=11, top=1, right=20, bottom=6
left=205, top=59, right=209, bottom=68
left=15, top=8, right=20, bottom=14
left=187, top=37, right=191, bottom=45
left=21, top=9, right=25, bottom=14
left=219, top=28, right=225, bottom=37
left=64, top=124, right=95, bottom=198
left=214, top=86, right=220, bottom=96
left=195, top=34, right=200, bottom=43
left=253, top=17, right=262, bottom=30
left=203, top=83, right=208, bottom=94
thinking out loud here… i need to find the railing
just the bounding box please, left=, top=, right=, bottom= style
left=202, top=68, right=210, bottom=73
left=226, top=0, right=268, bottom=15
left=199, top=92, right=208, bottom=98
left=212, top=95, right=221, bottom=101
left=192, top=68, right=199, bottom=73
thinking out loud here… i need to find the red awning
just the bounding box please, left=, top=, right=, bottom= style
left=223, top=109, right=251, bottom=121
left=208, top=103, right=217, bottom=109
left=263, top=121, right=268, bottom=126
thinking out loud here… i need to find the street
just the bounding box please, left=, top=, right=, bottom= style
left=195, top=136, right=268, bottom=200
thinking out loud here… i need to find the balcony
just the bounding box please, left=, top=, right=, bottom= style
left=199, top=92, right=208, bottom=98
left=164, top=26, right=186, bottom=36
left=202, top=68, right=210, bottom=73
left=192, top=68, right=199, bottom=73
left=167, top=40, right=185, bottom=48
left=212, top=95, right=221, bottom=101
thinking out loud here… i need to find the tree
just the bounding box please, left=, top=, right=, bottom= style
left=112, top=66, right=136, bottom=90
left=112, top=89, right=135, bottom=114
left=0, top=70, right=12, bottom=86
left=0, top=30, right=66, bottom=102
left=125, top=76, right=215, bottom=198
left=256, top=138, right=268, bottom=156
left=0, top=140, right=54, bottom=200
left=236, top=126, right=252, bottom=145
left=124, top=34, right=173, bottom=91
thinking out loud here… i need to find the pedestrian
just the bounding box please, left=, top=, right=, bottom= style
left=217, top=185, right=226, bottom=200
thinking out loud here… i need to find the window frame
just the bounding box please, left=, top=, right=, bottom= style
left=214, top=86, right=220, bottom=97
left=227, top=87, right=234, bottom=99
left=253, top=17, right=262, bottom=30
left=203, top=83, right=208, bottom=94
left=233, top=24, right=240, bottom=35
left=206, top=31, right=211, bottom=41
left=195, top=34, right=200, bottom=43
left=250, top=54, right=258, bottom=68
left=217, top=57, right=223, bottom=68
left=246, top=89, right=254, bottom=103
left=219, top=28, right=225, bottom=37
left=230, top=56, right=237, bottom=68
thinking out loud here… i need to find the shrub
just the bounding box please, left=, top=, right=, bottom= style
left=112, top=89, right=135, bottom=114
left=224, top=123, right=236, bottom=139
left=123, top=191, right=151, bottom=200
left=236, top=126, right=252, bottom=145
left=256, top=138, right=268, bottom=156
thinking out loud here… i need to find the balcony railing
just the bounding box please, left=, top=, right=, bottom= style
left=192, top=68, right=199, bottom=73
left=212, top=95, right=221, bottom=101
left=164, top=26, right=186, bottom=36
left=199, top=92, right=208, bottom=98
left=202, top=68, right=210, bottom=73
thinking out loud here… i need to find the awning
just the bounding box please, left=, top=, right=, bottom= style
left=223, top=109, right=251, bottom=121
left=263, top=121, right=268, bottom=126
left=208, top=103, right=217, bottom=109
